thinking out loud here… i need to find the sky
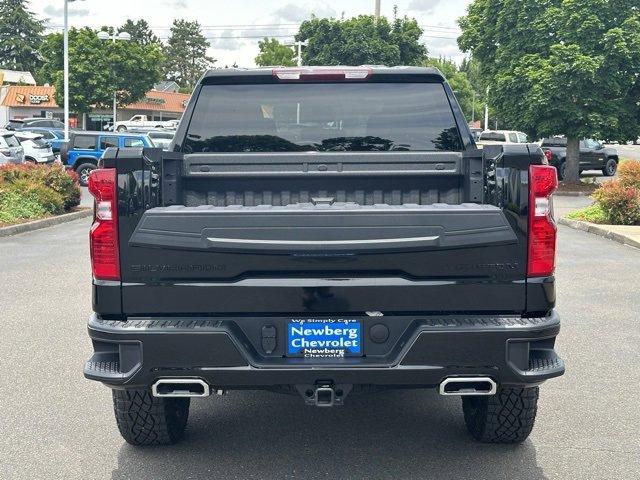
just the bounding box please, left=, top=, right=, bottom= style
left=30, top=0, right=472, bottom=68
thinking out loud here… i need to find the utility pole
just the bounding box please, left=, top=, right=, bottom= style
left=375, top=0, right=381, bottom=19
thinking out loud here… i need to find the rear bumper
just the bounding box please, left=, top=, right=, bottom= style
left=84, top=311, right=564, bottom=390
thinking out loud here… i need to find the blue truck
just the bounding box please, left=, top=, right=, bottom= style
left=60, top=131, right=153, bottom=186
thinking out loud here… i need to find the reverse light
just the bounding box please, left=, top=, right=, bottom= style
left=528, top=165, right=558, bottom=277
left=88, top=168, right=120, bottom=281
left=272, top=67, right=372, bottom=81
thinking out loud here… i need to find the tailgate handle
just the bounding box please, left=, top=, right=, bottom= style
left=311, top=197, right=335, bottom=206
left=204, top=235, right=441, bottom=253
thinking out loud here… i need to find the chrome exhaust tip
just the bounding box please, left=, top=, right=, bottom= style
left=152, top=378, right=210, bottom=398
left=439, top=377, right=497, bottom=396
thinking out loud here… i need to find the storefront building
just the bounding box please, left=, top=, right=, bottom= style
left=0, top=85, right=190, bottom=130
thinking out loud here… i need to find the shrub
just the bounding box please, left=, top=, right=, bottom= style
left=618, top=159, right=640, bottom=189
left=0, top=163, right=80, bottom=211
left=10, top=179, right=65, bottom=215
left=591, top=180, right=640, bottom=225
left=566, top=203, right=608, bottom=224
left=0, top=186, right=47, bottom=224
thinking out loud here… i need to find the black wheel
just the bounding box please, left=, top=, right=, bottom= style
left=75, top=163, right=96, bottom=186
left=25, top=157, right=36, bottom=163
left=112, top=389, right=190, bottom=446
left=557, top=161, right=566, bottom=181
left=602, top=158, right=617, bottom=176
left=462, top=386, right=539, bottom=444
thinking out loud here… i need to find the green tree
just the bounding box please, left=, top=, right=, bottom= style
left=39, top=28, right=163, bottom=119
left=118, top=19, right=161, bottom=47
left=163, top=20, right=215, bottom=89
left=255, top=38, right=295, bottom=67
left=424, top=57, right=481, bottom=123
left=297, top=15, right=427, bottom=66
left=0, top=0, right=44, bottom=74
left=459, top=0, right=640, bottom=183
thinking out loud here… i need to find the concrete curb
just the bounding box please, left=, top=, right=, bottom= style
left=0, top=209, right=92, bottom=237
left=558, top=218, right=640, bottom=250
left=555, top=191, right=594, bottom=197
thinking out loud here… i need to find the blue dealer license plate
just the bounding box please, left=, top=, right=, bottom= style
left=287, top=319, right=362, bottom=358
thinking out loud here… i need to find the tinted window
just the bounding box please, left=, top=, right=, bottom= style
left=7, top=120, right=24, bottom=129
left=541, top=138, right=567, bottom=147
left=508, top=133, right=518, bottom=143
left=184, top=83, right=462, bottom=153
left=124, top=137, right=145, bottom=147
left=479, top=132, right=506, bottom=142
left=100, top=137, right=119, bottom=149
left=73, top=135, right=97, bottom=149
left=584, top=139, right=600, bottom=149
left=1, top=135, right=20, bottom=147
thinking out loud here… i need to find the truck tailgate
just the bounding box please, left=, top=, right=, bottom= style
left=114, top=150, right=529, bottom=315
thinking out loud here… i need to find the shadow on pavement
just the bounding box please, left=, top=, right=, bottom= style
left=111, top=389, right=548, bottom=480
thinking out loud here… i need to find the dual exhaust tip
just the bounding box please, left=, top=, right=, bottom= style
left=151, top=376, right=498, bottom=399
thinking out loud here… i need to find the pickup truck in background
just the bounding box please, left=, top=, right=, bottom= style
left=541, top=137, right=618, bottom=180
left=113, top=115, right=178, bottom=132
left=84, top=66, right=564, bottom=447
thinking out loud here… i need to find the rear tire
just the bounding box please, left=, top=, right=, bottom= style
left=117, top=125, right=127, bottom=132
left=602, top=158, right=617, bottom=176
left=557, top=161, right=566, bottom=181
left=462, top=386, right=539, bottom=444
left=112, top=389, right=190, bottom=446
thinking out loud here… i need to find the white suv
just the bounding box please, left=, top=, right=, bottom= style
left=0, top=130, right=25, bottom=165
left=14, top=132, right=57, bottom=164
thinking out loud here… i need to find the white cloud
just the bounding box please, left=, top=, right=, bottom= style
left=408, top=0, right=444, bottom=14
left=43, top=4, right=89, bottom=18
left=272, top=2, right=337, bottom=23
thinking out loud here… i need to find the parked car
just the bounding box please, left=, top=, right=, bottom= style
left=541, top=137, right=618, bottom=180
left=14, top=131, right=56, bottom=164
left=60, top=131, right=154, bottom=186
left=0, top=130, right=24, bottom=164
left=477, top=130, right=529, bottom=146
left=4, top=118, right=66, bottom=131
left=130, top=129, right=174, bottom=150
left=84, top=66, right=564, bottom=447
left=21, top=127, right=66, bottom=154
left=113, top=115, right=177, bottom=132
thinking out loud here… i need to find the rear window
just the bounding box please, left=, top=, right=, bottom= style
left=542, top=137, right=567, bottom=147
left=100, top=137, right=119, bottom=149
left=73, top=135, right=97, bottom=150
left=479, top=132, right=506, bottom=142
left=1, top=134, right=20, bottom=147
left=184, top=83, right=462, bottom=153
left=124, top=137, right=146, bottom=147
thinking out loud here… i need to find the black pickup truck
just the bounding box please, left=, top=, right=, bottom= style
left=84, top=67, right=564, bottom=446
left=541, top=137, right=618, bottom=180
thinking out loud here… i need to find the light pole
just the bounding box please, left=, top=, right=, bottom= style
left=484, top=85, right=490, bottom=131
left=98, top=30, right=131, bottom=129
left=63, top=0, right=85, bottom=141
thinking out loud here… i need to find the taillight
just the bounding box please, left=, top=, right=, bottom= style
left=528, top=165, right=558, bottom=277
left=543, top=149, right=553, bottom=163
left=88, top=168, right=120, bottom=281
left=272, top=67, right=372, bottom=81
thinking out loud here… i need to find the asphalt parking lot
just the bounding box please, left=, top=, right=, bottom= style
left=1, top=217, right=639, bottom=480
